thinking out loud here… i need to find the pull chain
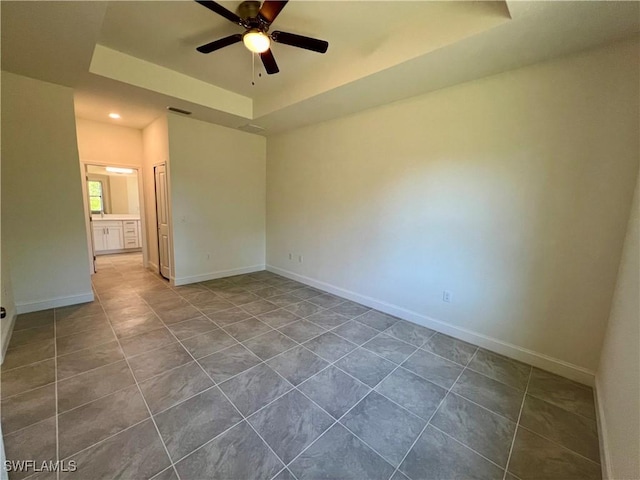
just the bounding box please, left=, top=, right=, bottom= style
left=252, top=52, right=255, bottom=86
left=251, top=52, right=262, bottom=86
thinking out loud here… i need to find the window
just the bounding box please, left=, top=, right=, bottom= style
left=88, top=180, right=104, bottom=214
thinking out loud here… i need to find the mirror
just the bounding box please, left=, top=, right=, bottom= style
left=86, top=165, right=140, bottom=215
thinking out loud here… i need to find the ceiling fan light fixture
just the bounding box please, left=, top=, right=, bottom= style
left=106, top=167, right=133, bottom=174
left=243, top=29, right=270, bottom=53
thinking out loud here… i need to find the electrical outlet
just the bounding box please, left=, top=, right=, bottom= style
left=288, top=253, right=293, bottom=260
left=206, top=253, right=211, bottom=260
left=298, top=255, right=303, bottom=263
left=442, top=290, right=452, bottom=303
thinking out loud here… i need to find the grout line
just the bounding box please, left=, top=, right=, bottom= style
left=53, top=308, right=60, bottom=480
left=446, top=388, right=520, bottom=423
left=92, top=288, right=183, bottom=480
left=0, top=379, right=57, bottom=401
left=176, top=281, right=473, bottom=470
left=261, top=321, right=439, bottom=473
left=167, top=414, right=248, bottom=466
left=166, top=383, right=293, bottom=468
left=217, top=388, right=288, bottom=473
left=1, top=355, right=56, bottom=375
left=58, top=417, right=150, bottom=462
left=81, top=262, right=601, bottom=478
left=155, top=284, right=387, bottom=473
left=5, top=322, right=55, bottom=339
left=270, top=467, right=290, bottom=480
left=503, top=367, right=533, bottom=479
left=2, top=415, right=58, bottom=439
left=387, top=347, right=478, bottom=480
left=428, top=423, right=507, bottom=471
left=56, top=377, right=138, bottom=416
left=152, top=269, right=425, bottom=472
left=518, top=423, right=602, bottom=467
left=135, top=288, right=292, bottom=474
left=149, top=466, right=176, bottom=480
left=523, top=390, right=598, bottom=423
left=55, top=350, right=125, bottom=381
left=150, top=384, right=220, bottom=417
left=463, top=363, right=531, bottom=392
left=279, top=346, right=404, bottom=471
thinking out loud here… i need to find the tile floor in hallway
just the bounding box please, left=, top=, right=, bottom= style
left=2, top=253, right=602, bottom=480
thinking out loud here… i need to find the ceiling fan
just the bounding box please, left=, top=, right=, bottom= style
left=195, top=0, right=329, bottom=75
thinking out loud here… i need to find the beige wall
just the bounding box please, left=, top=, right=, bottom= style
left=1, top=72, right=92, bottom=312
left=266, top=38, right=639, bottom=382
left=0, top=71, right=16, bottom=357
left=1, top=243, right=16, bottom=360
left=142, top=115, right=169, bottom=272
left=596, top=173, right=639, bottom=480
left=167, top=113, right=266, bottom=284
left=75, top=117, right=143, bottom=167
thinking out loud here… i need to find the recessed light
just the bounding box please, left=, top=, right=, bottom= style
left=108, top=113, right=121, bottom=119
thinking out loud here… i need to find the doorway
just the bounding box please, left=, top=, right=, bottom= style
left=81, top=163, right=147, bottom=274
left=154, top=164, right=171, bottom=280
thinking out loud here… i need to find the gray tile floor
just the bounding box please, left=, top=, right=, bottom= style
left=1, top=253, right=602, bottom=480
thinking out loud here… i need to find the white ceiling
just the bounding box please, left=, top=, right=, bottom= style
left=2, top=1, right=639, bottom=134
left=97, top=1, right=509, bottom=100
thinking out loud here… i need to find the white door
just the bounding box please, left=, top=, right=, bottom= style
left=154, top=164, right=171, bottom=279
left=105, top=224, right=124, bottom=250
left=92, top=226, right=106, bottom=252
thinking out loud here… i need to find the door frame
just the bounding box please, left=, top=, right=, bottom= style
left=80, top=160, right=149, bottom=274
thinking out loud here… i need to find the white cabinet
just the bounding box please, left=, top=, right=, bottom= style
left=92, top=220, right=127, bottom=253
left=122, top=220, right=140, bottom=249
left=92, top=225, right=107, bottom=251
left=105, top=224, right=124, bottom=250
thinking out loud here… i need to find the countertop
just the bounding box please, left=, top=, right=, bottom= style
left=92, top=214, right=140, bottom=221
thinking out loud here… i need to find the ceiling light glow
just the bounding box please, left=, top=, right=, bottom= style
left=108, top=113, right=121, bottom=119
left=243, top=30, right=270, bottom=53
left=106, top=167, right=133, bottom=174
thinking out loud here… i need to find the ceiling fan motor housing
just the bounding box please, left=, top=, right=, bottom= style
left=237, top=1, right=262, bottom=22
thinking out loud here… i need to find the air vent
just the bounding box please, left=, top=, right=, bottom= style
left=166, top=106, right=192, bottom=115
left=238, top=123, right=265, bottom=134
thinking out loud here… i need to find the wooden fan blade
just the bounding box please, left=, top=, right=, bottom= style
left=271, top=31, right=328, bottom=53
left=196, top=34, right=243, bottom=53
left=195, top=1, right=243, bottom=25
left=260, top=49, right=279, bottom=74
left=258, top=0, right=288, bottom=25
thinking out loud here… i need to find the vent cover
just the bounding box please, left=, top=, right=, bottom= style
left=238, top=123, right=265, bottom=134
left=167, top=106, right=192, bottom=115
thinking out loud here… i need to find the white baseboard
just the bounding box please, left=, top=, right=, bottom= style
left=1, top=312, right=17, bottom=364
left=16, top=292, right=95, bottom=314
left=174, top=264, right=266, bottom=286
left=267, top=264, right=596, bottom=386
left=594, top=376, right=612, bottom=479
